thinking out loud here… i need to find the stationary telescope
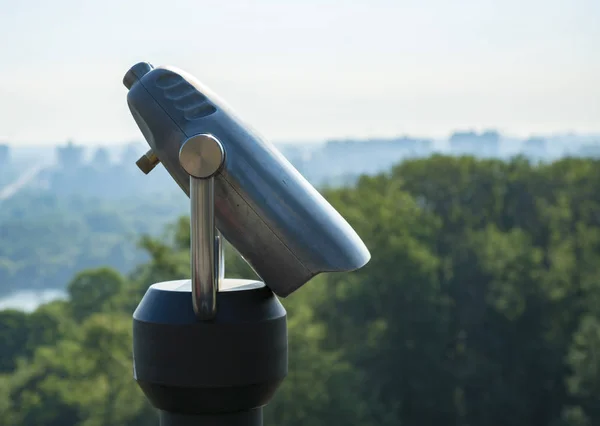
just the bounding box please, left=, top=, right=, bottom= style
left=123, top=62, right=370, bottom=426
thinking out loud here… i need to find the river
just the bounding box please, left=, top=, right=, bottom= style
left=0, top=289, right=68, bottom=312
left=0, top=164, right=46, bottom=201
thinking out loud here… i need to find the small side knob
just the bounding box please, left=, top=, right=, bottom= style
left=136, top=149, right=160, bottom=174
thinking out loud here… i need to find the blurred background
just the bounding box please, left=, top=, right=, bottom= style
left=0, top=0, right=599, bottom=425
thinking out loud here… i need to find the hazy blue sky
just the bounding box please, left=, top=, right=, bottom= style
left=0, top=0, right=598, bottom=145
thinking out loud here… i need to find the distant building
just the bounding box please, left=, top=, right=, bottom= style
left=324, top=136, right=432, bottom=154
left=0, top=144, right=9, bottom=166
left=56, top=140, right=84, bottom=169
left=449, top=130, right=500, bottom=157
left=450, top=130, right=500, bottom=156
left=91, top=147, right=111, bottom=168
left=316, top=136, right=433, bottom=179
left=578, top=143, right=600, bottom=158
left=120, top=142, right=145, bottom=165
left=522, top=137, right=547, bottom=159
left=523, top=137, right=546, bottom=149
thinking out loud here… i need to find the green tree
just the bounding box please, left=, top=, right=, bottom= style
left=2, top=155, right=600, bottom=426
left=0, top=310, right=30, bottom=372
left=67, top=268, right=127, bottom=321
left=316, top=173, right=451, bottom=425
left=4, top=313, right=153, bottom=426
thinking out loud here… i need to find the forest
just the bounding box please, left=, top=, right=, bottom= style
left=0, top=190, right=187, bottom=296
left=0, top=154, right=599, bottom=426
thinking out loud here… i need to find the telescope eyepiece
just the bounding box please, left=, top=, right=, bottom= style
left=123, top=62, right=153, bottom=89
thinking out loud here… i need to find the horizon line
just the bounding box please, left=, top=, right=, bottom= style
left=3, top=130, right=600, bottom=148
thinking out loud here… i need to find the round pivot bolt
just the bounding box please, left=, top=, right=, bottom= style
left=179, top=134, right=225, bottom=179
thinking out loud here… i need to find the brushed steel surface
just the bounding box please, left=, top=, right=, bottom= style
left=179, top=135, right=225, bottom=319
left=124, top=62, right=371, bottom=297
left=179, top=134, right=225, bottom=179
left=189, top=175, right=217, bottom=319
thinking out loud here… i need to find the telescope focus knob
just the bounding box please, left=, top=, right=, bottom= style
left=136, top=149, right=160, bottom=174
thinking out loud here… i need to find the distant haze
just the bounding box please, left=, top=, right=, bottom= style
left=1, top=0, right=598, bottom=145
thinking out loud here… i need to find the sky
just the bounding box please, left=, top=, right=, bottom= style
left=0, top=0, right=598, bottom=145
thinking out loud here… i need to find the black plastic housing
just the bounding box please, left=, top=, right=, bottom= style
left=132, top=280, right=288, bottom=425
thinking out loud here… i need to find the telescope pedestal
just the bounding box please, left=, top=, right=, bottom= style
left=158, top=409, right=261, bottom=426
left=132, top=280, right=287, bottom=426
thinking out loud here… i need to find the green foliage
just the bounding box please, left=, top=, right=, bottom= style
left=1, top=155, right=600, bottom=426
left=3, top=313, right=153, bottom=426
left=0, top=191, right=187, bottom=296
left=265, top=282, right=371, bottom=426
left=67, top=268, right=126, bottom=321
left=0, top=310, right=31, bottom=373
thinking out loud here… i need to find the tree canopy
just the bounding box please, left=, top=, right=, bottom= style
left=1, top=155, right=599, bottom=425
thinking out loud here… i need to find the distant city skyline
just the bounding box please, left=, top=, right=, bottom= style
left=1, top=0, right=598, bottom=146
left=2, top=130, right=599, bottom=195
left=3, top=130, right=599, bottom=149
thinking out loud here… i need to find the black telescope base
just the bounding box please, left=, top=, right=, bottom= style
left=159, top=408, right=262, bottom=426
left=132, top=279, right=288, bottom=426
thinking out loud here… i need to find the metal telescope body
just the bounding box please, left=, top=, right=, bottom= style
left=125, top=62, right=370, bottom=426
left=124, top=62, right=370, bottom=301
